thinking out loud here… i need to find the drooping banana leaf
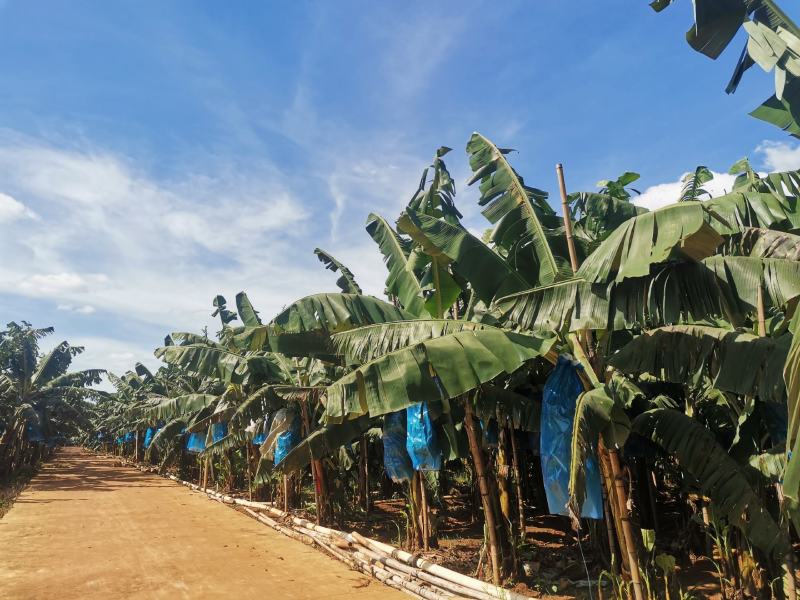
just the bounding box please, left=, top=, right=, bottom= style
left=705, top=191, right=800, bottom=233
left=568, top=386, right=631, bottom=516
left=43, top=369, right=105, bottom=390
left=475, top=384, right=542, bottom=433
left=331, top=319, right=494, bottom=365
left=783, top=310, right=800, bottom=501
left=634, top=408, right=789, bottom=561
left=575, top=202, right=724, bottom=283
left=199, top=429, right=250, bottom=457
left=268, top=293, right=413, bottom=358
left=735, top=227, right=800, bottom=260
left=313, top=248, right=363, bottom=294
left=397, top=209, right=532, bottom=305
left=495, top=256, right=800, bottom=332
left=273, top=414, right=374, bottom=475
left=143, top=393, right=219, bottom=421
left=703, top=255, right=800, bottom=310
left=229, top=384, right=311, bottom=426
left=324, top=329, right=556, bottom=423
left=610, top=325, right=790, bottom=403
left=154, top=343, right=282, bottom=385
left=365, top=214, right=428, bottom=316
left=466, top=132, right=562, bottom=285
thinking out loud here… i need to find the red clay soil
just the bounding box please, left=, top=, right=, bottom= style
left=0, top=447, right=404, bottom=599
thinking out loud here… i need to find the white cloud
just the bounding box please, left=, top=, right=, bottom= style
left=57, top=303, right=96, bottom=315
left=21, top=272, right=109, bottom=296
left=0, top=192, right=36, bottom=222
left=633, top=140, right=800, bottom=211
left=57, top=336, right=162, bottom=391
left=634, top=171, right=737, bottom=210
left=0, top=133, right=320, bottom=338
left=755, top=141, right=800, bottom=172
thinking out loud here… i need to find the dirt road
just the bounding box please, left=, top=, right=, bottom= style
left=0, top=448, right=402, bottom=599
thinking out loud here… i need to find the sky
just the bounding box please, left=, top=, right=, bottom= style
left=1, top=1, right=799, bottom=381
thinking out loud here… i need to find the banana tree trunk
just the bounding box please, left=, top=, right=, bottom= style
left=507, top=422, right=527, bottom=539
left=463, top=398, right=503, bottom=585
left=359, top=434, right=370, bottom=513
left=757, top=285, right=796, bottom=600
left=607, top=447, right=644, bottom=600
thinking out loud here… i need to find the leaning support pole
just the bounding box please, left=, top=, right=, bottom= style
left=463, top=397, right=502, bottom=586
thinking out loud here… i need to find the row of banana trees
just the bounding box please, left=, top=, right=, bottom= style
left=0, top=322, right=104, bottom=479
left=86, top=4, right=800, bottom=598
left=86, top=126, right=800, bottom=598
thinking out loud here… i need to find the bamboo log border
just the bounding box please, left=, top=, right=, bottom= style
left=103, top=453, right=534, bottom=600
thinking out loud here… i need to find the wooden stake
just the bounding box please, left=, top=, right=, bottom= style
left=246, top=443, right=252, bottom=502
left=359, top=434, right=369, bottom=512
left=757, top=283, right=767, bottom=337
left=556, top=163, right=580, bottom=274
left=463, top=398, right=503, bottom=585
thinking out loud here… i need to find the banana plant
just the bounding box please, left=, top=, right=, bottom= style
left=0, top=322, right=103, bottom=475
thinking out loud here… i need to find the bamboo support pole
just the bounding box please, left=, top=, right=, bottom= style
left=246, top=443, right=252, bottom=502
left=556, top=163, right=580, bottom=274
left=350, top=531, right=531, bottom=600
left=359, top=434, right=369, bottom=512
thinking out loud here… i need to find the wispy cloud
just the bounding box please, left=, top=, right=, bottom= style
left=0, top=132, right=317, bottom=333
left=0, top=192, right=36, bottom=222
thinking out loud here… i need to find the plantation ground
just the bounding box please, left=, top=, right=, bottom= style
left=0, top=448, right=402, bottom=599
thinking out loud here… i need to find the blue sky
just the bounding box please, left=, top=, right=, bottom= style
left=0, top=1, right=799, bottom=378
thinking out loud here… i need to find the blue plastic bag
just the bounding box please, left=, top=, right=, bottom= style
left=540, top=356, right=603, bottom=519
left=252, top=431, right=267, bottom=445
left=406, top=402, right=441, bottom=471
left=274, top=417, right=300, bottom=465
left=124, top=431, right=135, bottom=443
left=383, top=411, right=413, bottom=482
left=143, top=427, right=155, bottom=449
left=186, top=431, right=206, bottom=453
left=212, top=422, right=227, bottom=443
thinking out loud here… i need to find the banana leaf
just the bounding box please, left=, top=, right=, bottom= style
left=634, top=408, right=789, bottom=561
left=610, top=325, right=790, bottom=403
left=324, top=329, right=556, bottom=423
